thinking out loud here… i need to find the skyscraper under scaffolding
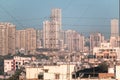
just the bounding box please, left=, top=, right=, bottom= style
left=43, top=8, right=62, bottom=50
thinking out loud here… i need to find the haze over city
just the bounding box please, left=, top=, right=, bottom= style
left=0, top=0, right=119, bottom=37
left=0, top=0, right=120, bottom=80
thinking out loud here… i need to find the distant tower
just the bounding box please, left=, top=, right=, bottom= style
left=16, top=30, right=26, bottom=52
left=90, top=32, right=104, bottom=52
left=16, top=28, right=36, bottom=53
left=110, top=19, right=119, bottom=47
left=43, top=20, right=51, bottom=49
left=51, top=8, right=62, bottom=30
left=43, top=8, right=62, bottom=50
left=65, top=30, right=84, bottom=52
left=36, top=30, right=43, bottom=48
left=111, top=19, right=119, bottom=37
left=25, top=28, right=36, bottom=53
left=0, top=23, right=16, bottom=55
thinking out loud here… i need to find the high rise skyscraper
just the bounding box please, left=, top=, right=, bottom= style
left=51, top=8, right=62, bottom=30
left=90, top=32, right=104, bottom=52
left=111, top=19, right=119, bottom=37
left=43, top=8, right=62, bottom=50
left=16, top=30, right=26, bottom=51
left=43, top=20, right=51, bottom=49
left=25, top=28, right=36, bottom=53
left=16, top=28, right=36, bottom=53
left=36, top=30, right=43, bottom=48
left=0, top=23, right=16, bottom=55
left=110, top=19, right=119, bottom=47
left=65, top=30, right=84, bottom=52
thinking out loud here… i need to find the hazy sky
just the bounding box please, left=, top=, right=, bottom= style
left=0, top=0, right=119, bottom=37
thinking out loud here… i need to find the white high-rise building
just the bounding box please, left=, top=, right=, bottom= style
left=16, top=28, right=36, bottom=53
left=65, top=30, right=84, bottom=52
left=36, top=30, right=43, bottom=48
left=0, top=23, right=16, bottom=55
left=90, top=32, right=104, bottom=52
left=43, top=20, right=51, bottom=49
left=51, top=8, right=62, bottom=30
left=111, top=19, right=119, bottom=37
left=110, top=19, right=119, bottom=47
left=43, top=8, right=62, bottom=50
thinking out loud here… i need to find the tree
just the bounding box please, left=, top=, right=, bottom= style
left=7, top=69, right=23, bottom=80
left=98, top=61, right=108, bottom=72
left=0, top=56, right=4, bottom=75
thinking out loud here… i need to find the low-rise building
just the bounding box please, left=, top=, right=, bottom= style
left=4, top=56, right=31, bottom=74
left=116, top=65, right=120, bottom=79
left=93, top=42, right=120, bottom=60
left=26, top=64, right=75, bottom=80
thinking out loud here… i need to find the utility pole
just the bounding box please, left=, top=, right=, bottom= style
left=67, top=52, right=70, bottom=80
left=119, top=0, right=120, bottom=58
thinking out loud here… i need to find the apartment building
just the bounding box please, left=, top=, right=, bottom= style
left=16, top=28, right=36, bottom=54
left=4, top=56, right=31, bottom=74
left=0, top=23, right=16, bottom=55
left=26, top=64, right=75, bottom=80
left=93, top=42, right=120, bottom=59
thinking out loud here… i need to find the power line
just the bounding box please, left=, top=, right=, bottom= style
left=0, top=4, right=25, bottom=29
left=0, top=16, right=118, bottom=21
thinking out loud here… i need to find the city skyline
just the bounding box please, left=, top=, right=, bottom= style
left=0, top=0, right=119, bottom=37
left=0, top=1, right=120, bottom=79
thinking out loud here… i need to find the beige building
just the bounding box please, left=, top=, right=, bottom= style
left=25, top=28, right=36, bottom=53
left=116, top=65, right=120, bottom=79
left=16, top=28, right=36, bottom=54
left=65, top=30, right=84, bottom=52
left=90, top=32, right=104, bottom=52
left=93, top=42, right=120, bottom=59
left=110, top=36, right=120, bottom=47
left=111, top=19, right=119, bottom=37
left=51, top=8, right=62, bottom=30
left=0, top=23, right=16, bottom=55
left=43, top=8, right=62, bottom=50
left=43, top=20, right=51, bottom=49
left=4, top=56, right=31, bottom=73
left=26, top=64, right=75, bottom=80
left=16, top=30, right=26, bottom=52
left=36, top=30, right=43, bottom=48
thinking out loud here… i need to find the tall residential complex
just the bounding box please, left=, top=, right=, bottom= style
left=110, top=36, right=120, bottom=47
left=16, top=28, right=36, bottom=53
left=43, top=8, right=62, bottom=50
left=43, top=20, right=51, bottom=49
left=111, top=19, right=119, bottom=37
left=0, top=23, right=16, bottom=55
left=93, top=42, right=120, bottom=59
left=36, top=30, right=43, bottom=48
left=90, top=32, right=104, bottom=52
left=51, top=8, right=62, bottom=30
left=65, top=30, right=84, bottom=52
left=110, top=19, right=119, bottom=47
left=16, top=30, right=26, bottom=51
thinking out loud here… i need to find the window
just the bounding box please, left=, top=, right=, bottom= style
left=55, top=73, right=60, bottom=79
left=38, top=72, right=44, bottom=80
left=19, top=62, right=21, bottom=65
left=16, top=62, right=18, bottom=64
left=44, top=69, right=48, bottom=73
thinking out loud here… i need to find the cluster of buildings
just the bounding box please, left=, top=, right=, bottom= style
left=0, top=8, right=85, bottom=55
left=0, top=8, right=120, bottom=80
left=0, top=23, right=37, bottom=55
left=0, top=8, right=119, bottom=57
left=3, top=55, right=120, bottom=80
left=4, top=56, right=32, bottom=75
